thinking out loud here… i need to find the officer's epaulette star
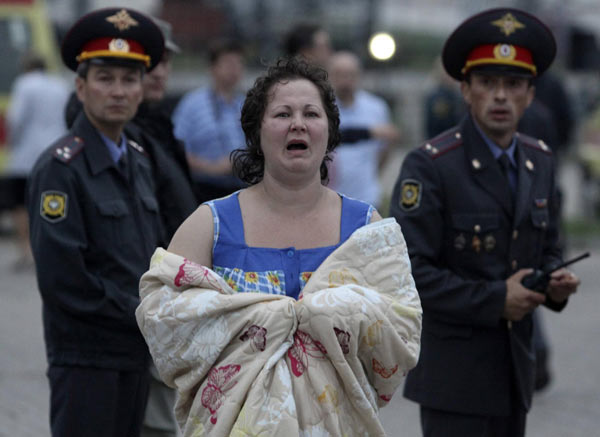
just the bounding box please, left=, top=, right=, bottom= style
left=53, top=136, right=85, bottom=163
left=127, top=139, right=146, bottom=155
left=517, top=132, right=552, bottom=155
left=420, top=127, right=463, bottom=159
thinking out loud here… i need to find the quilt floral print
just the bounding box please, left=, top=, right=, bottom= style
left=136, top=218, right=422, bottom=436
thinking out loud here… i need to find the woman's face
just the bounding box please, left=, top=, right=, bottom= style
left=260, top=78, right=329, bottom=182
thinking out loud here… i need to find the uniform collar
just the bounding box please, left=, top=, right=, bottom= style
left=72, top=112, right=122, bottom=175
left=472, top=117, right=518, bottom=167
left=98, top=131, right=128, bottom=163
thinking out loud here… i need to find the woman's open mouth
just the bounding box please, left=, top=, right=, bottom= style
left=286, top=142, right=308, bottom=151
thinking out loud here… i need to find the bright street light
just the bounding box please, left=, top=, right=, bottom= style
left=369, top=32, right=396, bottom=61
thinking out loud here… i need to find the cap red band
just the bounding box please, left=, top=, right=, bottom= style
left=462, top=44, right=536, bottom=75
left=76, top=37, right=150, bottom=66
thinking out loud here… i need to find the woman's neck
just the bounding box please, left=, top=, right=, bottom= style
left=254, top=173, right=326, bottom=216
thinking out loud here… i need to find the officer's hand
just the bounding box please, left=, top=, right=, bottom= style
left=546, top=268, right=580, bottom=303
left=503, top=269, right=546, bottom=321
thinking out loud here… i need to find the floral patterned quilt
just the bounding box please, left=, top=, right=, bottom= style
left=136, top=218, right=422, bottom=436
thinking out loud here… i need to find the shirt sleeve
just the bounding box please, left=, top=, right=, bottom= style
left=6, top=78, right=29, bottom=146
left=171, top=92, right=194, bottom=144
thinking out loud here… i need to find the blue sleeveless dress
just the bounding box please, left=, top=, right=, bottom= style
left=206, top=192, right=374, bottom=299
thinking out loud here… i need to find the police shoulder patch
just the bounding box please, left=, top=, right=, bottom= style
left=53, top=136, right=84, bottom=163
left=40, top=191, right=68, bottom=223
left=399, top=179, right=422, bottom=211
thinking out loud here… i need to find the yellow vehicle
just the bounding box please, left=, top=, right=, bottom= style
left=0, top=0, right=61, bottom=169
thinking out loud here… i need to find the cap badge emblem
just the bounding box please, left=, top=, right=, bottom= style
left=106, top=9, right=139, bottom=31
left=491, top=13, right=525, bottom=36
left=494, top=44, right=516, bottom=60
left=108, top=38, right=130, bottom=53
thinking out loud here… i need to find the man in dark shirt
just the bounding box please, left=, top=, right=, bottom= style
left=126, top=18, right=197, bottom=437
left=127, top=17, right=197, bottom=243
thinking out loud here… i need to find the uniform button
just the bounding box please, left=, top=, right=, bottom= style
left=512, top=260, right=518, bottom=270
left=541, top=221, right=547, bottom=229
left=507, top=320, right=513, bottom=329
left=512, top=230, right=518, bottom=240
left=287, top=250, right=294, bottom=258
left=474, top=224, right=481, bottom=233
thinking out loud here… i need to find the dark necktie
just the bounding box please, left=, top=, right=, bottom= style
left=118, top=153, right=129, bottom=181
left=498, top=153, right=515, bottom=198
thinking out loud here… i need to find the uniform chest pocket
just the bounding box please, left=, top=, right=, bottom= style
left=530, top=209, right=549, bottom=230
left=451, top=214, right=499, bottom=232
left=450, top=213, right=500, bottom=253
left=141, top=196, right=159, bottom=214
left=96, top=199, right=129, bottom=217
left=95, top=199, right=133, bottom=245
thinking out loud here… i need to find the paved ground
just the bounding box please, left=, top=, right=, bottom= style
left=0, top=230, right=598, bottom=436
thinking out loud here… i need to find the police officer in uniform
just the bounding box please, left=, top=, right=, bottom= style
left=28, top=8, right=164, bottom=437
left=389, top=8, right=580, bottom=437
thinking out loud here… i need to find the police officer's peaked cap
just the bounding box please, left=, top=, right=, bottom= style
left=442, top=8, right=556, bottom=80
left=152, top=17, right=181, bottom=54
left=61, top=7, right=165, bottom=72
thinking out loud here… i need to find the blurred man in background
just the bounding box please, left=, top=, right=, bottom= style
left=172, top=38, right=246, bottom=203
left=125, top=18, right=196, bottom=437
left=423, top=56, right=465, bottom=139
left=327, top=50, right=399, bottom=208
left=283, top=22, right=332, bottom=67
left=5, top=52, right=70, bottom=270
left=127, top=18, right=197, bottom=246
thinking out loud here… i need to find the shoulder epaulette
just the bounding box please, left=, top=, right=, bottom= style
left=127, top=139, right=146, bottom=155
left=53, top=136, right=84, bottom=163
left=420, top=127, right=463, bottom=159
left=517, top=132, right=552, bottom=155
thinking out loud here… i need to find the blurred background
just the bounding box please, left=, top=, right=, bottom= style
left=1, top=1, right=599, bottom=436
left=2, top=0, right=600, bottom=225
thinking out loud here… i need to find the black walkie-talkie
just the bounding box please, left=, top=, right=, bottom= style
left=521, top=252, right=590, bottom=294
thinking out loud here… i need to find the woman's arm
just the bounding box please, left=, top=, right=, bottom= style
left=168, top=204, right=214, bottom=267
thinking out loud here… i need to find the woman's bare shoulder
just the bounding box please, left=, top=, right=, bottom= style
left=167, top=204, right=214, bottom=266
left=369, top=209, right=383, bottom=223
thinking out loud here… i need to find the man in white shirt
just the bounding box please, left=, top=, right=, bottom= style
left=327, top=51, right=399, bottom=208
left=5, top=53, right=70, bottom=269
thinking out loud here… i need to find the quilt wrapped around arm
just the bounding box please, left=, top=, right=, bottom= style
left=136, top=217, right=422, bottom=436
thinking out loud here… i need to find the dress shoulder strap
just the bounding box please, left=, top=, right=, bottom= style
left=339, top=195, right=374, bottom=241
left=205, top=191, right=244, bottom=249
